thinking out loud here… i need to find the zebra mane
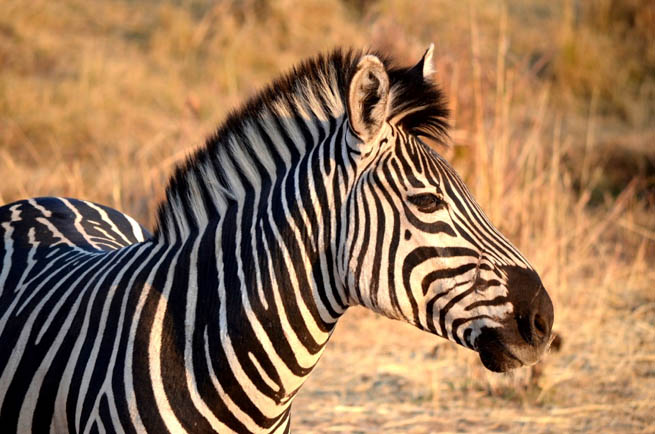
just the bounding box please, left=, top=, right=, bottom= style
left=154, top=48, right=449, bottom=240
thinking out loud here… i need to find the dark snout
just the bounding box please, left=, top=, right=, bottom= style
left=477, top=265, right=554, bottom=372
left=507, top=266, right=554, bottom=347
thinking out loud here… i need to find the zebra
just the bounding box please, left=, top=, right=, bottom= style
left=0, top=45, right=554, bottom=433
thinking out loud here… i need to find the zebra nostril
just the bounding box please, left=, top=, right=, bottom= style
left=533, top=313, right=547, bottom=338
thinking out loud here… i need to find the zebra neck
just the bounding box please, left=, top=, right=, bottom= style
left=149, top=80, right=358, bottom=412
left=167, top=128, right=354, bottom=412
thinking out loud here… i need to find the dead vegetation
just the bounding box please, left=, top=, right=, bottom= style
left=1, top=0, right=653, bottom=432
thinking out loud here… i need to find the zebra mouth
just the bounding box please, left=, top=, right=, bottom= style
left=475, top=329, right=525, bottom=373
left=477, top=343, right=523, bottom=372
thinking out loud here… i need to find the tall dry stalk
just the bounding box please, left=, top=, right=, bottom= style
left=469, top=5, right=489, bottom=206
left=491, top=1, right=509, bottom=223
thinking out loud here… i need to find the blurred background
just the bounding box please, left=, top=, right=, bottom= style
left=1, top=0, right=653, bottom=431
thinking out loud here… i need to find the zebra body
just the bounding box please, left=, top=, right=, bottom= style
left=0, top=46, right=553, bottom=433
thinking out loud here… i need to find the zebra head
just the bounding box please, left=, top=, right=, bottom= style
left=340, top=46, right=554, bottom=372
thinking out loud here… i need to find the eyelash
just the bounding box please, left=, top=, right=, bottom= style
left=407, top=193, right=447, bottom=213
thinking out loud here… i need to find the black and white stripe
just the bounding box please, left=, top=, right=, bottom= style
left=0, top=46, right=553, bottom=433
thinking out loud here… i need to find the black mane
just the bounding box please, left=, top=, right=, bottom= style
left=154, top=48, right=449, bottom=239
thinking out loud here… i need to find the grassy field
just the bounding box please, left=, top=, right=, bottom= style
left=1, top=0, right=654, bottom=432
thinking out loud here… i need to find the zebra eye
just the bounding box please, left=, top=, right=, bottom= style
left=407, top=193, right=447, bottom=213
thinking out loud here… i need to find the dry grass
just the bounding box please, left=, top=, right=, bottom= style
left=1, top=0, right=654, bottom=432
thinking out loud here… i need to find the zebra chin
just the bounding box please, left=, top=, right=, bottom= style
left=475, top=327, right=551, bottom=373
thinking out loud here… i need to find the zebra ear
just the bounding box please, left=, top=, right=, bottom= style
left=410, top=43, right=435, bottom=81
left=348, top=54, right=390, bottom=143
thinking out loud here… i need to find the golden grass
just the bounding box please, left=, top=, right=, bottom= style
left=1, top=0, right=653, bottom=432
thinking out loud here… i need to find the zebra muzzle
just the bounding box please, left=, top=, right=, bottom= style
left=475, top=266, right=554, bottom=372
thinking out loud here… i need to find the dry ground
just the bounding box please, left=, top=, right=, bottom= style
left=294, top=304, right=654, bottom=432
left=1, top=0, right=654, bottom=432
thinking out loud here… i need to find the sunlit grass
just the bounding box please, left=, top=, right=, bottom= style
left=1, top=0, right=653, bottom=431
